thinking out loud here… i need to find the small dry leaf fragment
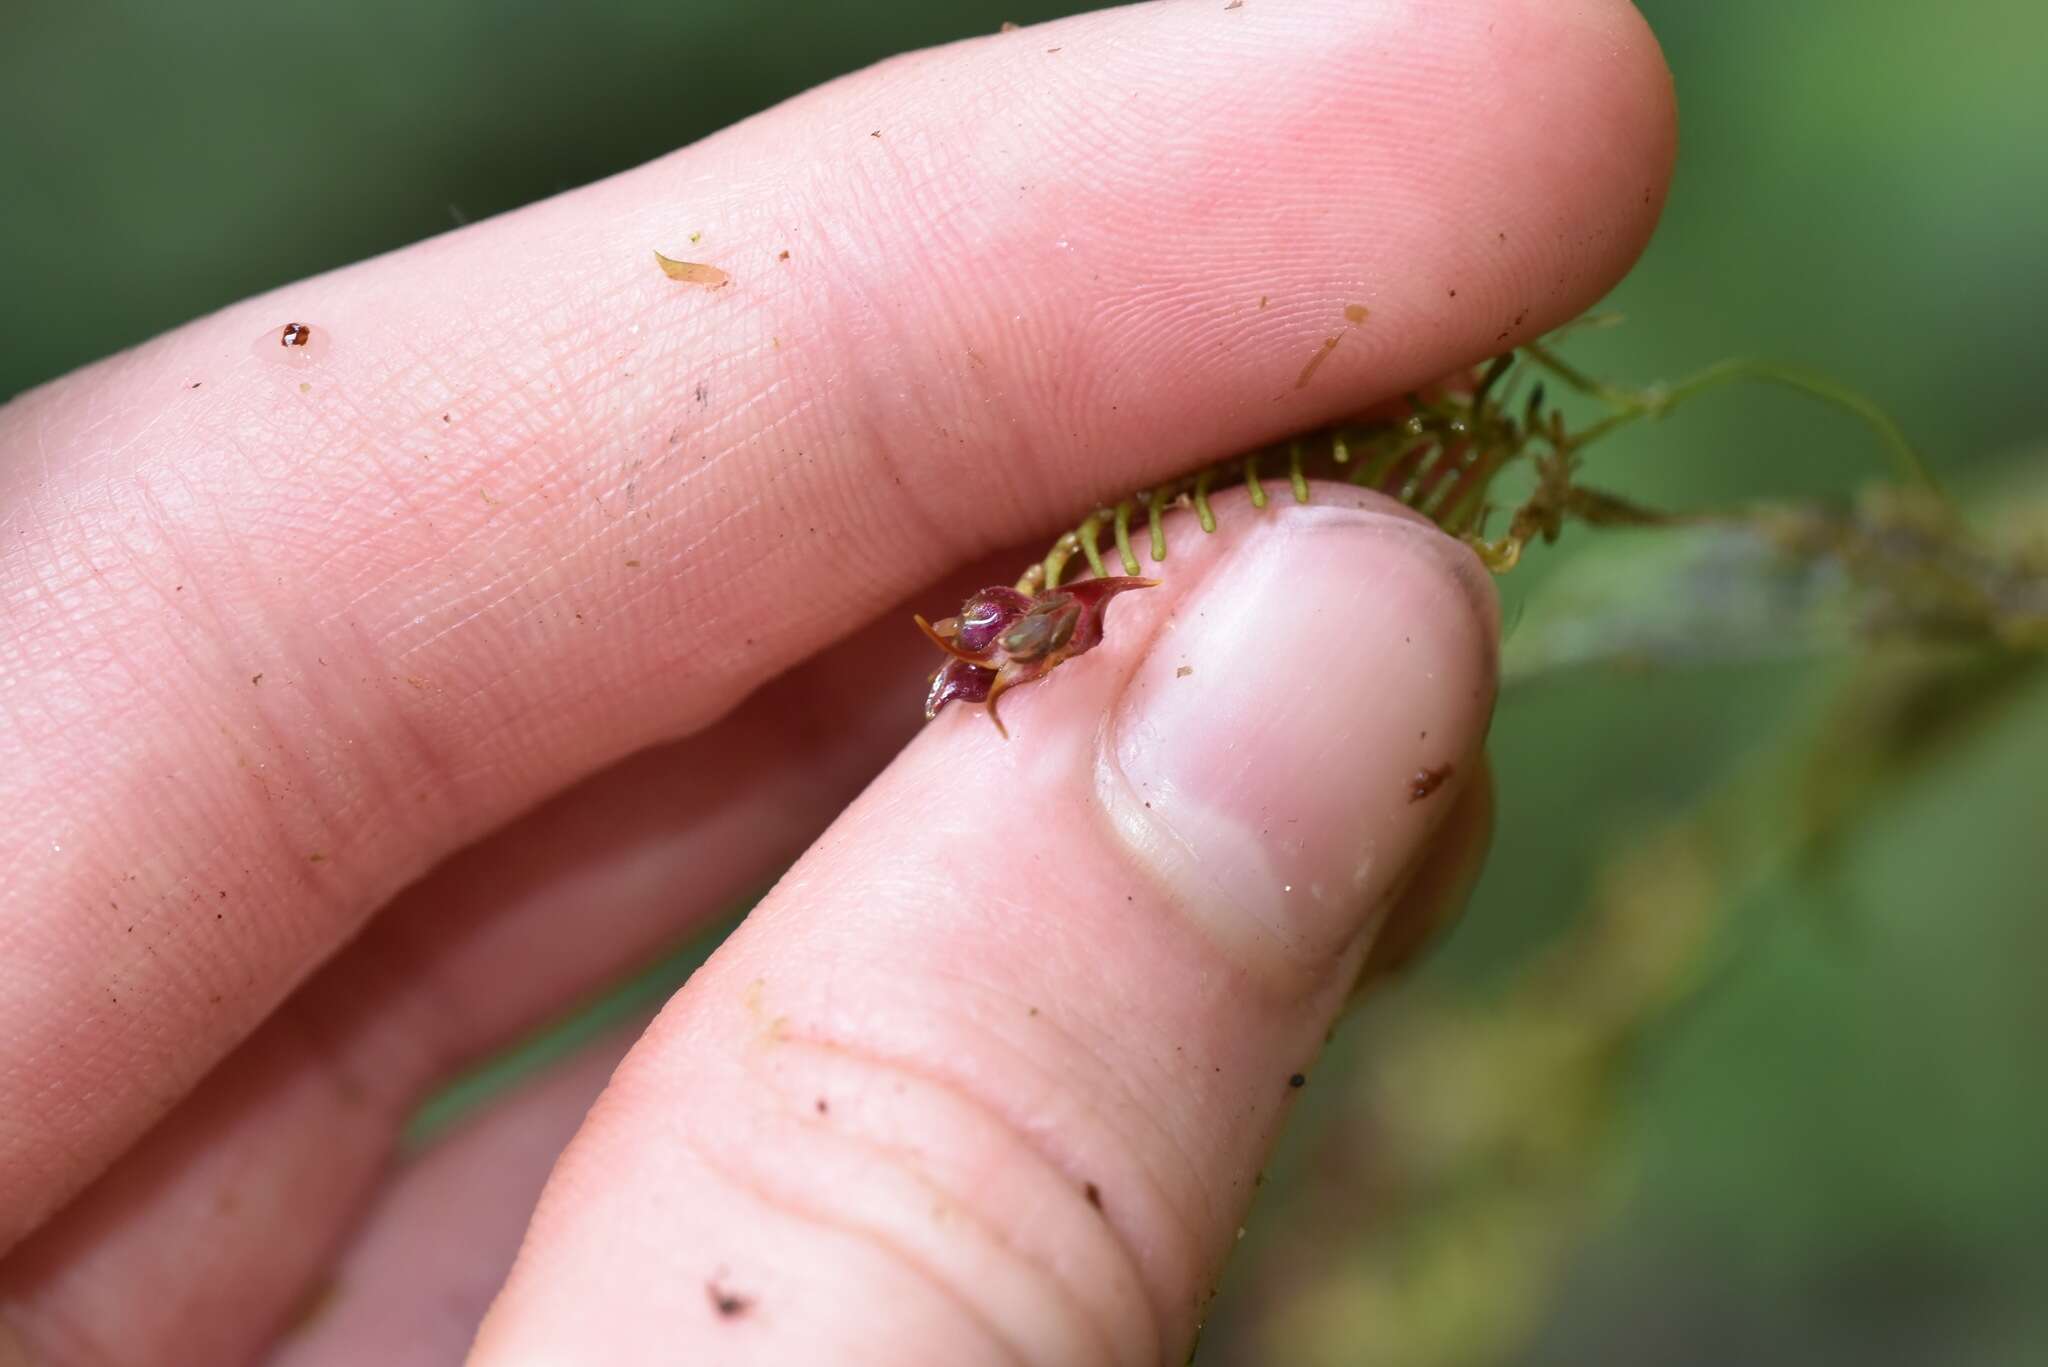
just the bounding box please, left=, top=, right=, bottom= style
left=1176, top=664, right=1193, bottom=678
left=1344, top=303, right=1370, bottom=324
left=1294, top=334, right=1342, bottom=389
left=654, top=252, right=729, bottom=287
left=1226, top=0, right=1245, bottom=9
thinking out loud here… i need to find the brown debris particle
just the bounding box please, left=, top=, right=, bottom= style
left=777, top=249, right=790, bottom=261
left=307, top=853, right=327, bottom=864
left=1408, top=763, right=1453, bottom=802
left=251, top=673, right=263, bottom=686
left=280, top=322, right=312, bottom=348
left=1176, top=665, right=1193, bottom=678
left=1226, top=0, right=1245, bottom=9
left=654, top=252, right=730, bottom=287
left=1084, top=1181, right=1103, bottom=1210
left=706, top=1279, right=752, bottom=1318
left=625, top=559, right=642, bottom=569
left=1288, top=1072, right=1306, bottom=1088
left=1294, top=334, right=1342, bottom=389
left=815, top=1097, right=829, bottom=1115
left=1343, top=303, right=1369, bottom=324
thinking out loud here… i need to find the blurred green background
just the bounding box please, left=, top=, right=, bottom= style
left=7, top=2, right=2045, bottom=1363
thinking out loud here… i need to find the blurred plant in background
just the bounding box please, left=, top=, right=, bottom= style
left=7, top=1, right=2046, bottom=1363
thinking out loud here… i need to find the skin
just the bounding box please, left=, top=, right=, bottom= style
left=0, top=0, right=1676, bottom=1362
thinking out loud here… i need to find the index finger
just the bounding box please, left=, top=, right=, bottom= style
left=0, top=0, right=1674, bottom=1251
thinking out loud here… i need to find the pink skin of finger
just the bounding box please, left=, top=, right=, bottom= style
left=473, top=485, right=1499, bottom=1365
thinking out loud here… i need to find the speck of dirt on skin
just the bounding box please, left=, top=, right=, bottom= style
left=625, top=559, right=642, bottom=569
left=1288, top=1073, right=1306, bottom=1089
left=1448, top=289, right=1458, bottom=298
left=251, top=674, right=263, bottom=686
left=689, top=231, right=702, bottom=244
left=298, top=382, right=311, bottom=394
left=1408, top=763, right=1453, bottom=803
left=307, top=853, right=327, bottom=864
left=778, top=249, right=790, bottom=261
left=1084, top=1181, right=1103, bottom=1210
left=1028, top=1006, right=1040, bottom=1017
left=1176, top=664, right=1193, bottom=678
left=1000, top=19, right=1020, bottom=31
left=1226, top=0, right=1244, bottom=9
left=705, top=1280, right=752, bottom=1319
left=442, top=413, right=451, bottom=423
left=1258, top=294, right=1269, bottom=309
left=870, top=129, right=882, bottom=138
left=1294, top=335, right=1341, bottom=388
left=188, top=382, right=202, bottom=389
left=1344, top=303, right=1369, bottom=324
left=815, top=1098, right=829, bottom=1115
left=654, top=252, right=729, bottom=287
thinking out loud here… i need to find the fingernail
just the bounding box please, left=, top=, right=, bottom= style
left=1100, top=506, right=1497, bottom=978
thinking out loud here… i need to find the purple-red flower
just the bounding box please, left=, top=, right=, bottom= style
left=917, top=577, right=1156, bottom=736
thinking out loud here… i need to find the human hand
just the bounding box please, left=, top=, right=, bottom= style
left=0, top=1, right=1674, bottom=1361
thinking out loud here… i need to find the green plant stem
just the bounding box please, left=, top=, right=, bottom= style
left=1524, top=344, right=1940, bottom=495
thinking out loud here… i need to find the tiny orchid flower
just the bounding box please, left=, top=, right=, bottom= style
left=916, top=577, right=1157, bottom=736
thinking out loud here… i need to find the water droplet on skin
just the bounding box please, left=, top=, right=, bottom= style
left=253, top=321, right=332, bottom=368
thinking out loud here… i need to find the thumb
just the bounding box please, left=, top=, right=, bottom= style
left=472, top=485, right=1498, bottom=1366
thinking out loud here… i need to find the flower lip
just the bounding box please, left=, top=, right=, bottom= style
left=952, top=586, right=1034, bottom=655
left=925, top=658, right=996, bottom=720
